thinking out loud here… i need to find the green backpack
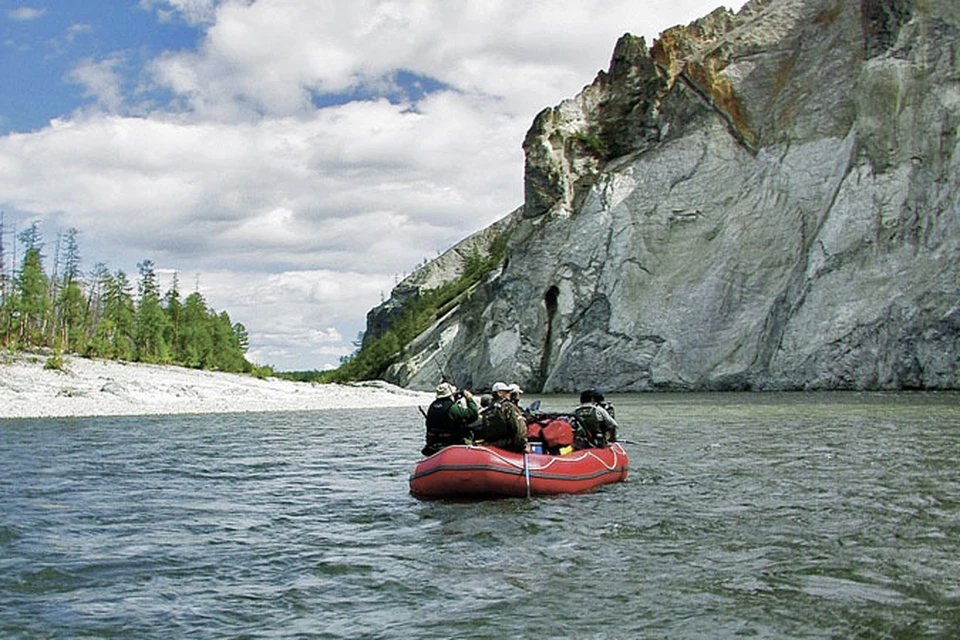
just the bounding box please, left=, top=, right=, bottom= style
left=483, top=401, right=525, bottom=442
left=574, top=406, right=605, bottom=446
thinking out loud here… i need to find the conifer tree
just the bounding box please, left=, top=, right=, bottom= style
left=54, top=228, right=84, bottom=352
left=135, top=259, right=170, bottom=363
left=0, top=220, right=253, bottom=373
left=180, top=290, right=213, bottom=368
left=163, top=272, right=183, bottom=359
left=233, top=322, right=249, bottom=354
left=15, top=223, right=50, bottom=347
left=210, top=310, right=241, bottom=372
left=84, top=262, right=110, bottom=354
left=60, top=228, right=81, bottom=285
left=58, top=279, right=86, bottom=353
left=0, top=212, right=9, bottom=345
left=96, top=269, right=136, bottom=360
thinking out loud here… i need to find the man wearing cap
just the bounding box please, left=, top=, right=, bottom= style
left=422, top=382, right=479, bottom=456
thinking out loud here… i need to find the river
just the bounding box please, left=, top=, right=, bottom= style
left=2, top=392, right=958, bottom=638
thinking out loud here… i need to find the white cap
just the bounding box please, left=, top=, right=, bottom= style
left=435, top=382, right=456, bottom=398
left=491, top=381, right=510, bottom=393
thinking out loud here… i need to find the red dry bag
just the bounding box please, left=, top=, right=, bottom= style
left=541, top=419, right=574, bottom=447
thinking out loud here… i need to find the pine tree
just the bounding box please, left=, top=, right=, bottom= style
left=18, top=221, right=42, bottom=252
left=0, top=212, right=9, bottom=345
left=97, top=269, right=135, bottom=360
left=15, top=223, right=50, bottom=347
left=180, top=290, right=213, bottom=368
left=54, top=228, right=84, bottom=352
left=84, top=262, right=110, bottom=354
left=135, top=260, right=170, bottom=363
left=60, top=228, right=81, bottom=285
left=163, top=272, right=183, bottom=360
left=210, top=310, right=244, bottom=372
left=0, top=218, right=254, bottom=371
left=58, top=280, right=86, bottom=353
left=233, top=322, right=249, bottom=354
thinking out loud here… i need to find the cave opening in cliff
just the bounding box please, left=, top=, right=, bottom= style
left=539, top=286, right=560, bottom=388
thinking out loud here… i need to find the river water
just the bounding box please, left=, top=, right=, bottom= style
left=1, top=392, right=958, bottom=639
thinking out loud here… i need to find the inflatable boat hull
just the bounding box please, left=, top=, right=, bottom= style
left=409, top=443, right=628, bottom=499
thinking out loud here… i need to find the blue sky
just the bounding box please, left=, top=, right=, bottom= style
left=0, top=2, right=199, bottom=132
left=0, top=0, right=744, bottom=371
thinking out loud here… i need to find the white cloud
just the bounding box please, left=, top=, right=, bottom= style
left=0, top=93, right=521, bottom=272
left=65, top=23, right=94, bottom=43
left=192, top=268, right=386, bottom=369
left=139, top=0, right=219, bottom=26
left=67, top=56, right=127, bottom=112
left=146, top=0, right=745, bottom=120
left=7, top=7, right=46, bottom=21
left=0, top=0, right=746, bottom=370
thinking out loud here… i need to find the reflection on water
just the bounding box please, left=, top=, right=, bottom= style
left=1, top=393, right=958, bottom=638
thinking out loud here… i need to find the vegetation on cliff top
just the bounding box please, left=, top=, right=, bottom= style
left=281, top=228, right=512, bottom=384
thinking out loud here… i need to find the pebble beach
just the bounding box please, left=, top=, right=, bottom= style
left=0, top=354, right=433, bottom=419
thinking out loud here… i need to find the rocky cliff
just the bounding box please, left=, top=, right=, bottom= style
left=374, top=0, right=960, bottom=392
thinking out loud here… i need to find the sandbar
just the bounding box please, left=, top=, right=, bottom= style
left=0, top=354, right=432, bottom=419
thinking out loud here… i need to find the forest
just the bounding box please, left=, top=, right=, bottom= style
left=0, top=218, right=256, bottom=374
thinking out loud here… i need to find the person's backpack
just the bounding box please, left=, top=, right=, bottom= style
left=574, top=406, right=600, bottom=433
left=573, top=406, right=606, bottom=447
left=500, top=401, right=527, bottom=441
left=481, top=401, right=517, bottom=441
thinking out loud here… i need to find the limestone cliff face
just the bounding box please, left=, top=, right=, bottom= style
left=377, top=0, right=960, bottom=392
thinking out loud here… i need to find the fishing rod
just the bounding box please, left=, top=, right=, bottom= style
left=617, top=438, right=652, bottom=446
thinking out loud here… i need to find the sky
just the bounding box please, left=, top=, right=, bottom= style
left=0, top=0, right=745, bottom=371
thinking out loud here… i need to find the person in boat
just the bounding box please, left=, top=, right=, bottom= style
left=573, top=388, right=619, bottom=448
left=464, top=393, right=493, bottom=437
left=475, top=381, right=528, bottom=453
left=507, top=383, right=523, bottom=406
left=508, top=382, right=542, bottom=420
left=592, top=388, right=615, bottom=419
left=422, top=382, right=479, bottom=456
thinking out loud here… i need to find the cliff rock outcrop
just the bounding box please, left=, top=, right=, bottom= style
left=375, top=0, right=959, bottom=392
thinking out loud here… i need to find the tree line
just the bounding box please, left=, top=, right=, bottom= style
left=0, top=217, right=256, bottom=374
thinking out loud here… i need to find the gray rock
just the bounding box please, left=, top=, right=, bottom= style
left=375, top=0, right=960, bottom=392
left=100, top=380, right=127, bottom=396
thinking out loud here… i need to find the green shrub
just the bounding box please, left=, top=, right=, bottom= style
left=44, top=354, right=65, bottom=371
left=251, top=364, right=275, bottom=380
left=571, top=130, right=607, bottom=157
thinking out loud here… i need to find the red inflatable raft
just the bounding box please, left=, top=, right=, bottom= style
left=409, top=443, right=629, bottom=499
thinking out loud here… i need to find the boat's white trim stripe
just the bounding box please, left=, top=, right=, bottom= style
left=409, top=462, right=627, bottom=483
left=467, top=444, right=627, bottom=473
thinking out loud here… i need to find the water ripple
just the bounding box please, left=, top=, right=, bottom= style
left=1, top=395, right=959, bottom=638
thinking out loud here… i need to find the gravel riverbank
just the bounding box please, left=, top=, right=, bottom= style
left=0, top=354, right=432, bottom=419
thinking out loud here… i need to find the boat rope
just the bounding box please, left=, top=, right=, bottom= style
left=523, top=453, right=531, bottom=499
